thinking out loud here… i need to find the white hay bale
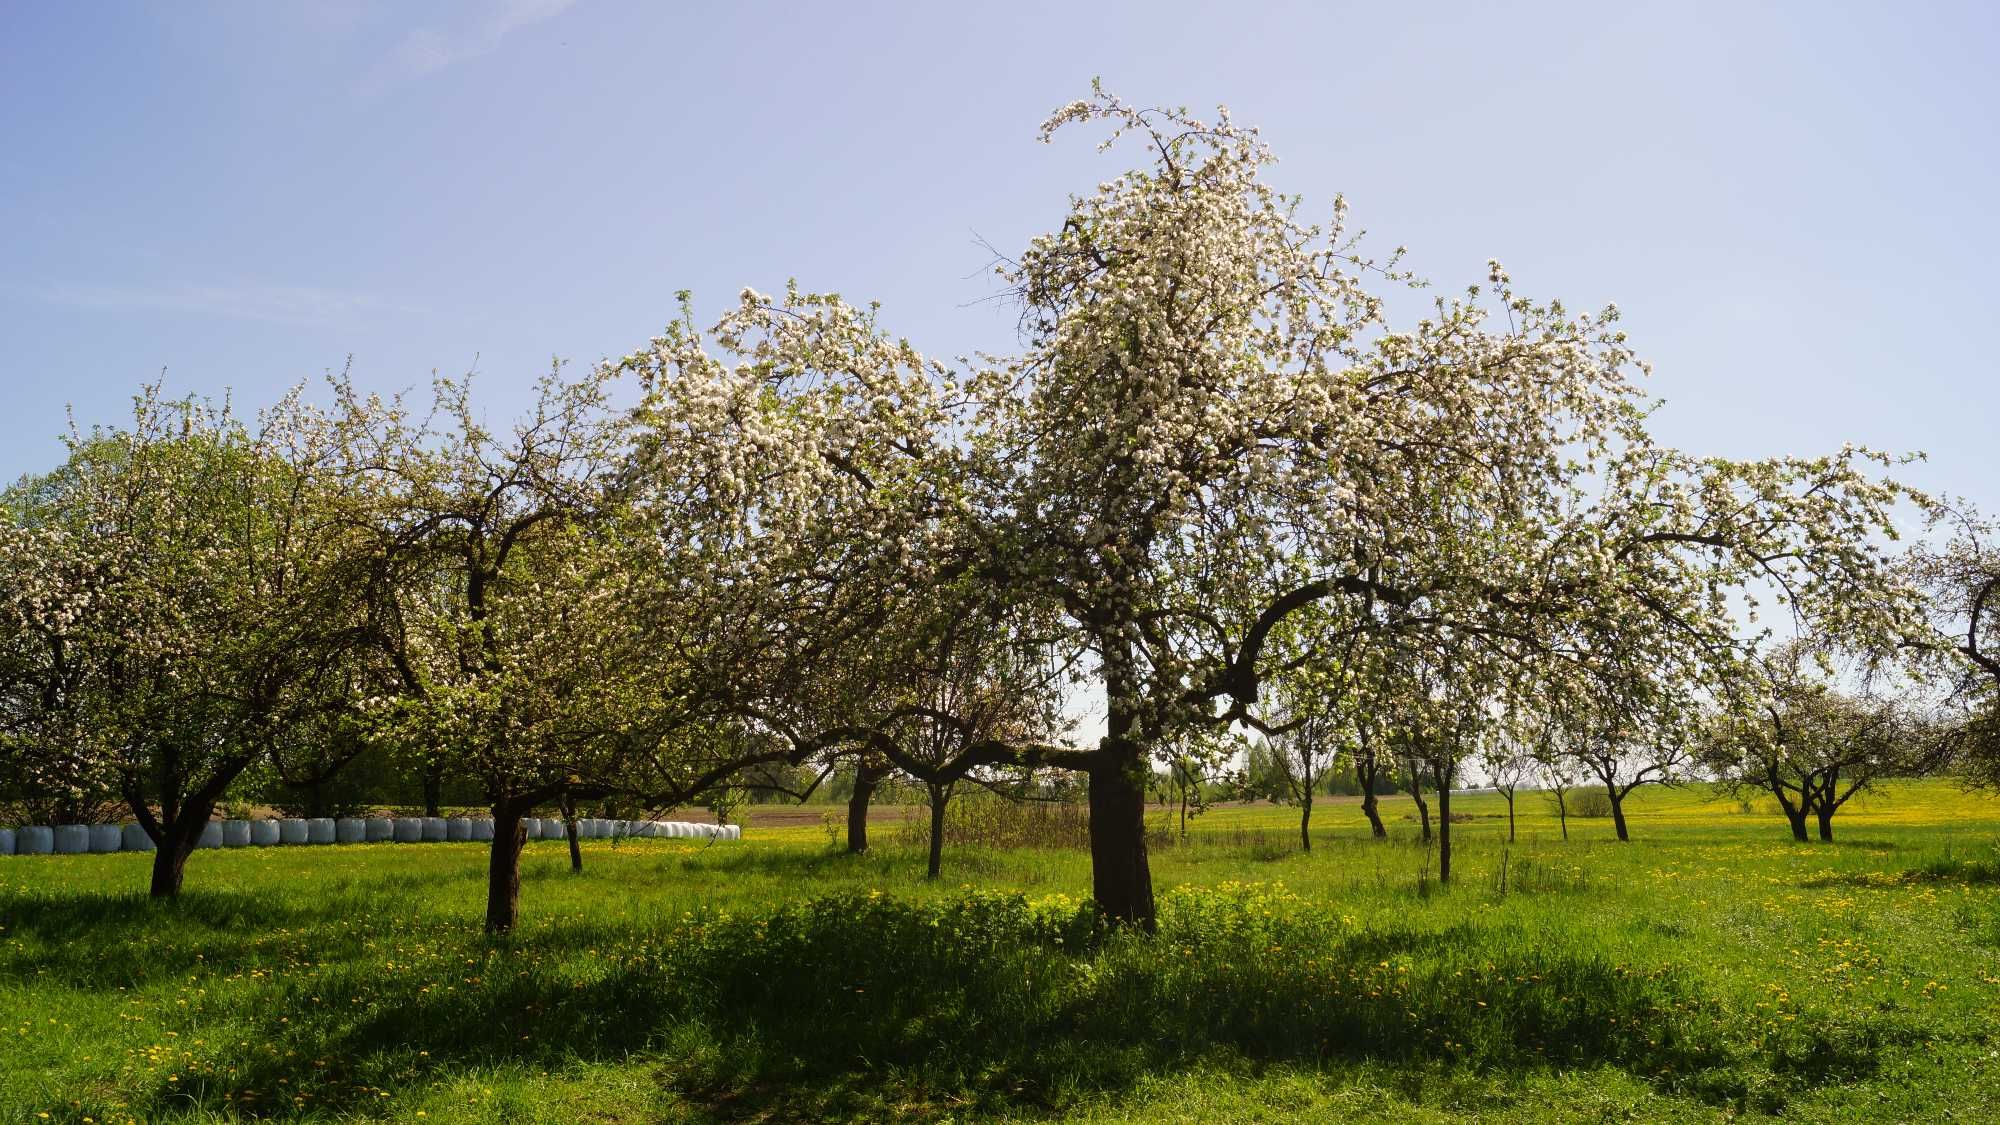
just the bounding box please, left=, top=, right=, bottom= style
left=54, top=824, right=90, bottom=854
left=250, top=819, right=281, bottom=846
left=121, top=823, right=154, bottom=851
left=364, top=818, right=393, bottom=842
left=336, top=818, right=365, bottom=844
left=198, top=821, right=224, bottom=849
left=221, top=820, right=252, bottom=848
left=278, top=819, right=308, bottom=845
left=421, top=816, right=446, bottom=842
left=725, top=824, right=742, bottom=841
left=306, top=818, right=335, bottom=845
left=89, top=823, right=123, bottom=853
left=545, top=817, right=568, bottom=838
left=471, top=818, right=495, bottom=842
left=392, top=818, right=422, bottom=843
left=664, top=821, right=684, bottom=838
left=0, top=827, right=14, bottom=856
left=446, top=817, right=472, bottom=842
left=522, top=818, right=542, bottom=840
left=18, top=826, right=54, bottom=855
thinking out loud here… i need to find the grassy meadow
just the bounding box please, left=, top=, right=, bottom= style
left=3, top=781, right=1999, bottom=1123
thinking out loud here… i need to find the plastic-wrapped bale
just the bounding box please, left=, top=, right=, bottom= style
left=724, top=824, right=742, bottom=841
left=610, top=820, right=629, bottom=839
left=446, top=817, right=472, bottom=842
left=544, top=817, right=568, bottom=838
left=422, top=816, right=447, bottom=842
left=306, top=818, right=336, bottom=845
left=364, top=818, right=393, bottom=843
left=640, top=821, right=661, bottom=838
left=662, top=821, right=682, bottom=838
left=121, top=823, right=155, bottom=851
left=250, top=820, right=281, bottom=847
left=471, top=819, right=495, bottom=842
left=522, top=818, right=542, bottom=840
left=336, top=818, right=366, bottom=844
left=0, top=827, right=14, bottom=856
left=89, top=824, right=124, bottom=853
left=222, top=820, right=252, bottom=848
left=278, top=819, right=308, bottom=846
left=199, top=821, right=224, bottom=849
left=392, top=818, right=422, bottom=843
left=18, top=827, right=54, bottom=855
left=54, top=824, right=90, bottom=854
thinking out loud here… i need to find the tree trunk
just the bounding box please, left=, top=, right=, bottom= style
left=1555, top=790, right=1569, bottom=841
left=1815, top=804, right=1834, bottom=842
left=926, top=783, right=947, bottom=879
left=1088, top=748, right=1155, bottom=932
left=847, top=761, right=884, bottom=854
left=1360, top=789, right=1387, bottom=838
left=146, top=798, right=217, bottom=899
left=484, top=805, right=527, bottom=934
left=1407, top=768, right=1432, bottom=843
left=561, top=793, right=582, bottom=873
left=1783, top=803, right=1809, bottom=841
left=1505, top=791, right=1516, bottom=843
left=1608, top=786, right=1630, bottom=842
left=149, top=829, right=197, bottom=898
left=1299, top=793, right=1312, bottom=853
left=1436, top=781, right=1452, bottom=884
left=423, top=763, right=443, bottom=818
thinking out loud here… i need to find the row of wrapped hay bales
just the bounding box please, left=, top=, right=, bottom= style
left=0, top=815, right=743, bottom=854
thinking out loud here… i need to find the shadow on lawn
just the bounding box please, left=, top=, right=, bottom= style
left=0, top=874, right=464, bottom=990
left=135, top=891, right=1890, bottom=1121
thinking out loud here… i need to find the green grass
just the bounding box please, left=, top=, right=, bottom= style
left=3, top=780, right=1999, bottom=1122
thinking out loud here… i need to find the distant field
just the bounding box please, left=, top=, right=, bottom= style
left=3, top=780, right=1998, bottom=1122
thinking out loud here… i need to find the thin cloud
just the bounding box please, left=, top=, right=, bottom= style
left=364, top=0, right=579, bottom=92
left=25, top=281, right=426, bottom=327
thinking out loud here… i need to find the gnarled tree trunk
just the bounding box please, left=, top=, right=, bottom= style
left=847, top=761, right=886, bottom=854
left=484, top=802, right=529, bottom=934
left=1608, top=785, right=1630, bottom=842
left=925, top=782, right=949, bottom=879
left=1089, top=688, right=1156, bottom=930
left=560, top=792, right=582, bottom=873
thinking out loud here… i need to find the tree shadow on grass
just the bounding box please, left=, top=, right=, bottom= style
left=108, top=891, right=1896, bottom=1121
left=0, top=875, right=463, bottom=991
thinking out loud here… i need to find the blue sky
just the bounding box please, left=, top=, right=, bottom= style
left=2, top=1, right=1995, bottom=512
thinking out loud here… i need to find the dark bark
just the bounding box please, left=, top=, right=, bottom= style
left=1554, top=789, right=1569, bottom=841
left=1436, top=782, right=1452, bottom=884
left=1360, top=789, right=1387, bottom=838
left=1407, top=766, right=1432, bottom=843
left=561, top=792, right=582, bottom=873
left=140, top=791, right=222, bottom=899
left=1504, top=790, right=1516, bottom=843
left=1815, top=805, right=1835, bottom=841
left=1784, top=804, right=1809, bottom=841
left=1608, top=786, right=1630, bottom=842
left=1355, top=739, right=1387, bottom=838
left=846, top=761, right=886, bottom=854
left=149, top=830, right=197, bottom=898
left=926, top=782, right=947, bottom=879
left=423, top=763, right=444, bottom=818
left=484, top=804, right=527, bottom=934
left=1299, top=793, right=1313, bottom=853
left=1088, top=745, right=1155, bottom=931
